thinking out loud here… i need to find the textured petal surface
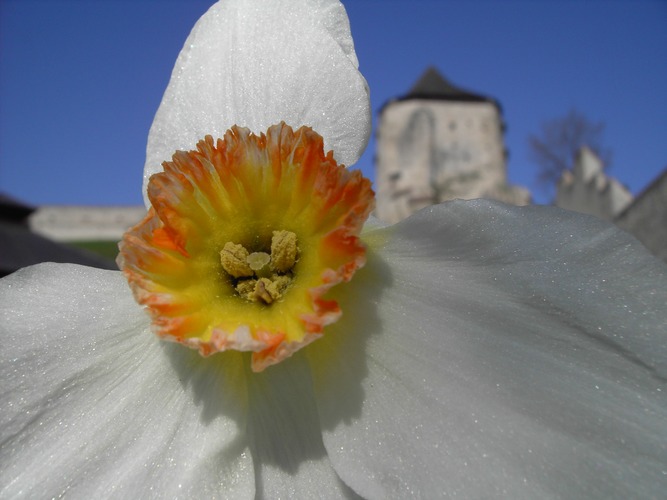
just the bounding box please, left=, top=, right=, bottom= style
left=0, top=264, right=254, bottom=499
left=145, top=0, right=371, bottom=205
left=309, top=200, right=667, bottom=499
left=243, top=354, right=360, bottom=499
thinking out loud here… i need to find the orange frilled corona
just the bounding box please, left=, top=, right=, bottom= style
left=118, top=123, right=374, bottom=371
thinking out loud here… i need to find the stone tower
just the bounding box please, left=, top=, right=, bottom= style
left=375, top=67, right=530, bottom=223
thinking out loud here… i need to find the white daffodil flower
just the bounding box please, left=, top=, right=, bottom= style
left=1, top=0, right=666, bottom=498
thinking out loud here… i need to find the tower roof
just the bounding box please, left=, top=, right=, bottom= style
left=398, top=67, right=499, bottom=106
left=0, top=193, right=35, bottom=223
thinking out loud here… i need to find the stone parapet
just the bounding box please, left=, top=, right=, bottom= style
left=29, top=205, right=146, bottom=242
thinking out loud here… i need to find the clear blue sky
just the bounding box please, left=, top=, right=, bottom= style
left=1, top=0, right=666, bottom=206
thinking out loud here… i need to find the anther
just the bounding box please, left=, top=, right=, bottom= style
left=271, top=230, right=298, bottom=272
left=220, top=242, right=253, bottom=278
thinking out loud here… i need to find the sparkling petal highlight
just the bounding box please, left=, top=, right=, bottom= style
left=244, top=354, right=357, bottom=497
left=0, top=264, right=253, bottom=498
left=311, top=200, right=667, bottom=498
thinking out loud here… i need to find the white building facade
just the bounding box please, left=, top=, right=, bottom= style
left=375, top=68, right=530, bottom=224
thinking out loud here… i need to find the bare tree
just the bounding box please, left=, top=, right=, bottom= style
left=529, top=109, right=612, bottom=191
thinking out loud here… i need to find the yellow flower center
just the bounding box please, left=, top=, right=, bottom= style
left=219, top=230, right=297, bottom=304
left=118, top=123, right=374, bottom=371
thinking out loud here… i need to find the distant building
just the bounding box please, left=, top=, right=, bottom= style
left=556, top=147, right=633, bottom=222
left=614, top=168, right=667, bottom=262
left=556, top=148, right=667, bottom=263
left=28, top=205, right=146, bottom=263
left=375, top=67, right=530, bottom=224
left=0, top=194, right=117, bottom=277
left=30, top=205, right=146, bottom=242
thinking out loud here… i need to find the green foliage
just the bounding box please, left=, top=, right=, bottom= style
left=68, top=240, right=119, bottom=261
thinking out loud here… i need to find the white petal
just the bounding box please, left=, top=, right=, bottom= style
left=144, top=0, right=371, bottom=206
left=310, top=200, right=667, bottom=499
left=244, top=353, right=358, bottom=499
left=0, top=264, right=254, bottom=499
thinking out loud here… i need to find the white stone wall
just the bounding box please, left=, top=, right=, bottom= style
left=556, top=147, right=632, bottom=222
left=376, top=99, right=529, bottom=223
left=29, top=206, right=146, bottom=241
left=615, top=169, right=667, bottom=262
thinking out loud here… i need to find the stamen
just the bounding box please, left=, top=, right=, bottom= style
left=254, top=278, right=276, bottom=304
left=220, top=242, right=253, bottom=278
left=236, top=279, right=258, bottom=300
left=271, top=230, right=298, bottom=273
left=219, top=231, right=298, bottom=305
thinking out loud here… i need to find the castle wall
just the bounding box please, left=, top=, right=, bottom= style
left=615, top=169, right=667, bottom=262
left=29, top=206, right=146, bottom=241
left=556, top=147, right=632, bottom=222
left=376, top=99, right=528, bottom=223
